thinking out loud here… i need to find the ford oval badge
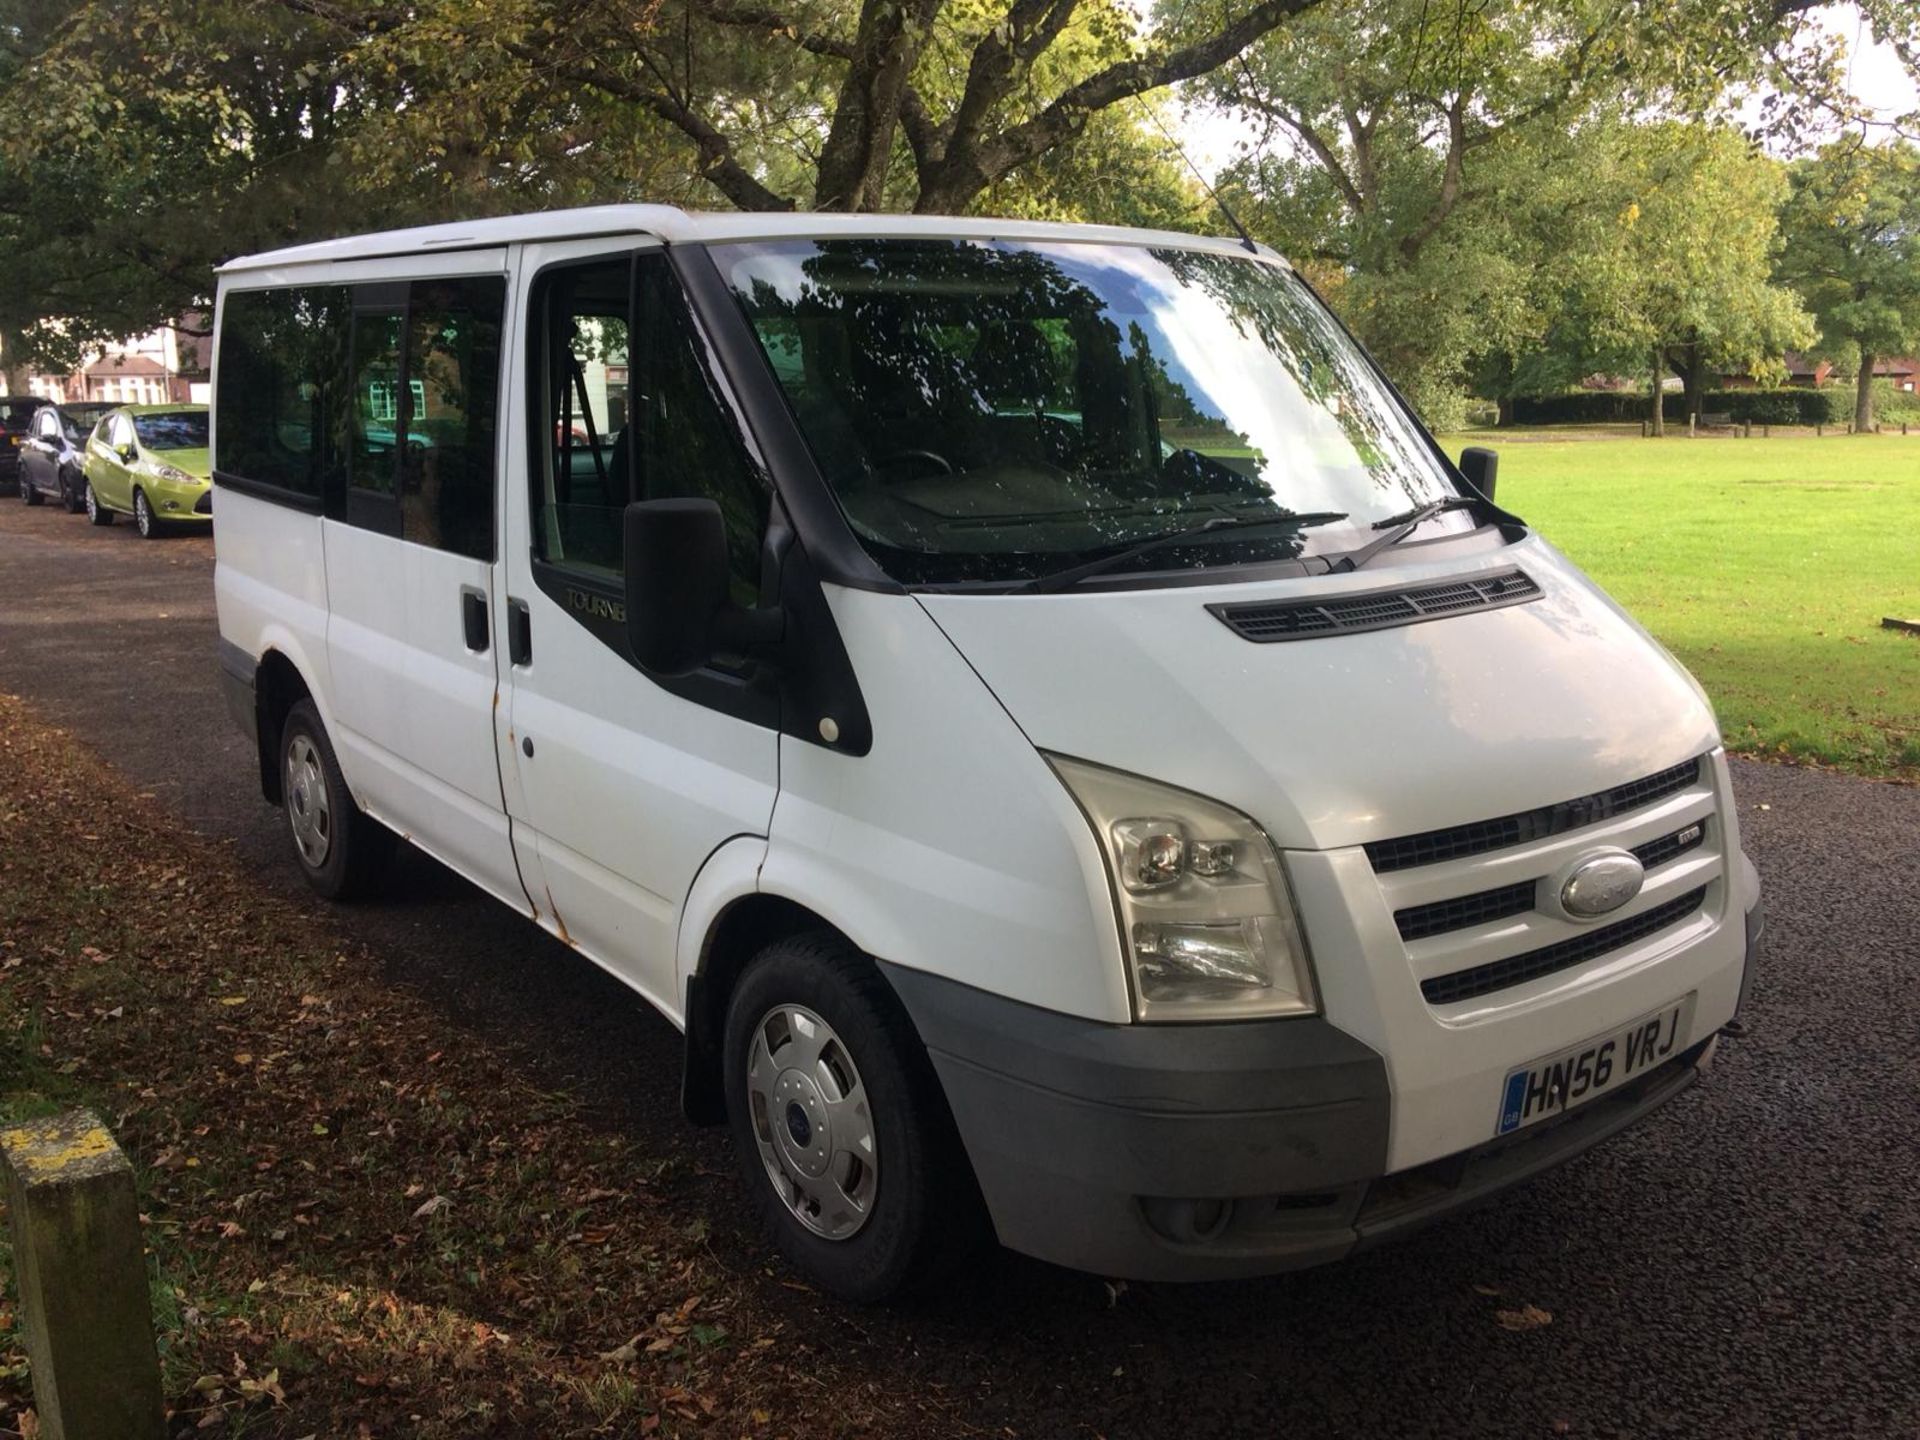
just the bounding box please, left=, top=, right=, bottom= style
left=1560, top=851, right=1645, bottom=919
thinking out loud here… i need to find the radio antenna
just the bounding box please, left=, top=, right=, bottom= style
left=1131, top=94, right=1260, bottom=253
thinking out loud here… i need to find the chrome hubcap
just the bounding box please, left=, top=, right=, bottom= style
left=284, top=734, right=332, bottom=868
left=745, top=1004, right=877, bottom=1240
left=136, top=493, right=150, bottom=534
left=84, top=486, right=95, bottom=519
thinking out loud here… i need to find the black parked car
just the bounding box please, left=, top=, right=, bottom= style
left=0, top=397, right=51, bottom=493
left=18, top=401, right=116, bottom=511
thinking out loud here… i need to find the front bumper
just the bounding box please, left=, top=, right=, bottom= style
left=146, top=475, right=213, bottom=521
left=880, top=901, right=1761, bottom=1282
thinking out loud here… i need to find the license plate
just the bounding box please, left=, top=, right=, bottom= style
left=1496, top=993, right=1696, bottom=1136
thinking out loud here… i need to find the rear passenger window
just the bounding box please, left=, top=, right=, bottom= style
left=217, top=276, right=503, bottom=558
left=215, top=287, right=352, bottom=500
left=531, top=253, right=769, bottom=605
left=402, top=278, right=504, bottom=562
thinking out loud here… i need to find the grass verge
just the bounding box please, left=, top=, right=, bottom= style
left=1441, top=432, right=1920, bottom=781
left=0, top=692, right=931, bottom=1437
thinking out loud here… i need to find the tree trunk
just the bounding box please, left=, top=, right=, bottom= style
left=1497, top=394, right=1515, bottom=427
left=1649, top=348, right=1664, bottom=437
left=1855, top=354, right=1875, bottom=433
left=1679, top=354, right=1706, bottom=421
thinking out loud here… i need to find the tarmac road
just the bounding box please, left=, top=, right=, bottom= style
left=2, top=498, right=1917, bottom=1437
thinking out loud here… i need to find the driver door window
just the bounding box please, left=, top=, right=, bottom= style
left=531, top=253, right=769, bottom=611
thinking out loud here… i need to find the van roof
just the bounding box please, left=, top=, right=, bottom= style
left=216, top=205, right=1285, bottom=274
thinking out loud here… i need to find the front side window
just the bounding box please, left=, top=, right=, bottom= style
left=718, top=239, right=1464, bottom=586
left=531, top=253, right=769, bottom=606
left=131, top=410, right=208, bottom=451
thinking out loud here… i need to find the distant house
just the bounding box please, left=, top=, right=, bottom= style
left=25, top=318, right=210, bottom=406
left=1719, top=353, right=1919, bottom=391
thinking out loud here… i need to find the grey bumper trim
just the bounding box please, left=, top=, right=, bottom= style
left=881, top=963, right=1720, bottom=1282
left=218, top=639, right=257, bottom=746
left=878, top=963, right=1391, bottom=1281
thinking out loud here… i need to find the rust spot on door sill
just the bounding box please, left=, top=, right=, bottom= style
left=545, top=887, right=574, bottom=947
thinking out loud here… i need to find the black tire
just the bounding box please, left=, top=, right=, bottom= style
left=278, top=699, right=394, bottom=900
left=722, top=933, right=986, bottom=1303
left=84, top=481, right=114, bottom=525
left=60, top=471, right=84, bottom=514
left=21, top=473, right=42, bottom=506
left=133, top=488, right=161, bottom=538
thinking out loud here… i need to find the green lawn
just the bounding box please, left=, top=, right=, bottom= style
left=1438, top=431, right=1920, bottom=780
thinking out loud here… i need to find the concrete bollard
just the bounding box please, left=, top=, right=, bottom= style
left=0, top=1112, right=166, bottom=1439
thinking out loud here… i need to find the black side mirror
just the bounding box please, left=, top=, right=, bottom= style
left=623, top=498, right=782, bottom=676
left=1459, top=446, right=1498, bottom=504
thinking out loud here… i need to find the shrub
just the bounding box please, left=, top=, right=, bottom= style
left=1507, top=388, right=1850, bottom=426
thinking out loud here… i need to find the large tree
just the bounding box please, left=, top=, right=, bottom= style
left=1777, top=138, right=1920, bottom=432
left=1197, top=0, right=1917, bottom=420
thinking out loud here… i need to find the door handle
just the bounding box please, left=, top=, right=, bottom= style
left=507, top=598, right=532, bottom=666
left=460, top=587, right=489, bottom=652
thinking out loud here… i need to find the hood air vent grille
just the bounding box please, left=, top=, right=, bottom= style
left=1209, top=568, right=1541, bottom=643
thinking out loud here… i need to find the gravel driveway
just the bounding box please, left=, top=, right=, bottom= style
left=2, top=500, right=1916, bottom=1437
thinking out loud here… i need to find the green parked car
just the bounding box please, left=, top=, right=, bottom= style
left=82, top=404, right=212, bottom=537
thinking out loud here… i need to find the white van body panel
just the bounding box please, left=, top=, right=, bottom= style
left=320, top=523, right=523, bottom=903
left=917, top=537, right=1720, bottom=854
left=675, top=834, right=773, bottom=1004
left=212, top=488, right=334, bottom=709
left=761, top=586, right=1132, bottom=1024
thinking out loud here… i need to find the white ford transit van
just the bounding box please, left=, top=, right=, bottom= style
left=212, top=206, right=1762, bottom=1301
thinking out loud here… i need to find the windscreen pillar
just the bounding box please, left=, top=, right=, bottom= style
left=0, top=1111, right=166, bottom=1439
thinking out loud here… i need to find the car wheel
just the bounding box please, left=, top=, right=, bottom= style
left=84, top=481, right=114, bottom=525
left=133, top=488, right=160, bottom=538
left=723, top=932, right=986, bottom=1303
left=60, top=471, right=84, bottom=514
left=279, top=699, right=394, bottom=900
left=20, top=473, right=41, bottom=506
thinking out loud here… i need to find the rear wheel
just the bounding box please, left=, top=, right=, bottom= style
left=133, top=488, right=160, bottom=538
left=723, top=933, right=985, bottom=1302
left=84, top=481, right=113, bottom=526
left=279, top=699, right=394, bottom=899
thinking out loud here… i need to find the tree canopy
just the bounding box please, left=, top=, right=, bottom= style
left=1777, top=138, right=1920, bottom=429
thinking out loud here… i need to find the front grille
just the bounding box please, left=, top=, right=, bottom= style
left=1420, top=888, right=1707, bottom=1005
left=1395, top=880, right=1537, bottom=942
left=1208, top=568, right=1541, bottom=643
left=1632, top=820, right=1706, bottom=871
left=1366, top=757, right=1702, bottom=873
left=194, top=490, right=213, bottom=515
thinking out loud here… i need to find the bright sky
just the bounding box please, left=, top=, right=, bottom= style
left=1177, top=2, right=1920, bottom=179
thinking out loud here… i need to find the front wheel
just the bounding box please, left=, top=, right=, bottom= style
left=133, top=488, right=160, bottom=538
left=60, top=471, right=84, bottom=514
left=20, top=473, right=42, bottom=506
left=279, top=699, right=394, bottom=899
left=84, top=481, right=114, bottom=526
left=723, top=933, right=985, bottom=1302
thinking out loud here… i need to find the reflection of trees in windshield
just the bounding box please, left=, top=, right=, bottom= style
left=1150, top=249, right=1439, bottom=510
left=725, top=239, right=1448, bottom=584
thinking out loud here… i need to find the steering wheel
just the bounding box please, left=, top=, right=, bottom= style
left=873, top=448, right=955, bottom=481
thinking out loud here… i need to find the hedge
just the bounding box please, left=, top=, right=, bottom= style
left=1509, top=388, right=1854, bottom=426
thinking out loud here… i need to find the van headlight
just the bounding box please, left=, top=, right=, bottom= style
left=1047, top=755, right=1317, bottom=1022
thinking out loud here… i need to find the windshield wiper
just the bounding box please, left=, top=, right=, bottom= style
left=1330, top=496, right=1480, bottom=574
left=1020, top=512, right=1349, bottom=594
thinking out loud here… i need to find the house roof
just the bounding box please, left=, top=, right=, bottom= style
left=218, top=204, right=1281, bottom=274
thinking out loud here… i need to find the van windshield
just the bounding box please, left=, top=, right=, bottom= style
left=717, top=239, right=1464, bottom=586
